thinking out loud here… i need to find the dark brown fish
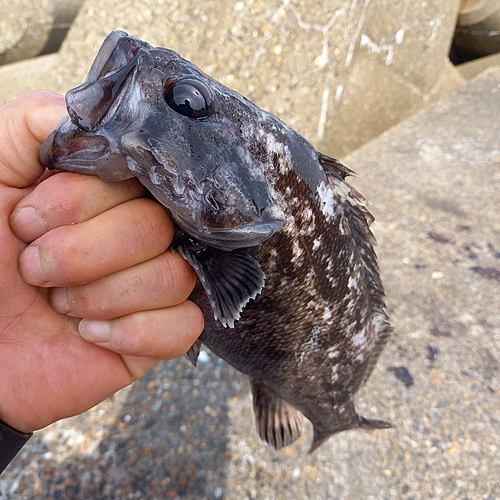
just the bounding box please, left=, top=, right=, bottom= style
left=40, top=31, right=392, bottom=452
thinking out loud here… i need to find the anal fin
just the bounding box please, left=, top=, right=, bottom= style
left=250, top=378, right=302, bottom=450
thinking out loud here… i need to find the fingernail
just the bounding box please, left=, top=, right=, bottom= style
left=79, top=319, right=110, bottom=343
left=19, top=245, right=46, bottom=285
left=11, top=207, right=45, bottom=238
left=50, top=287, right=70, bottom=314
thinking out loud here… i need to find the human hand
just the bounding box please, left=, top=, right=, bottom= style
left=0, top=91, right=204, bottom=433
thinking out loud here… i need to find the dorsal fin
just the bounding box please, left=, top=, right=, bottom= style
left=250, top=378, right=302, bottom=450
left=318, top=153, right=358, bottom=180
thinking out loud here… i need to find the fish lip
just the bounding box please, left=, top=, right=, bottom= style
left=85, top=30, right=129, bottom=82
left=64, top=31, right=151, bottom=132
left=40, top=119, right=113, bottom=173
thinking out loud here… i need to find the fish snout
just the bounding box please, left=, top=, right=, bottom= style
left=40, top=117, right=132, bottom=181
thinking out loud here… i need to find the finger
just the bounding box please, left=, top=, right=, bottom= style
left=50, top=250, right=197, bottom=319
left=19, top=197, right=173, bottom=287
left=119, top=355, right=162, bottom=382
left=78, top=301, right=205, bottom=359
left=0, top=91, right=66, bottom=188
left=10, top=172, right=146, bottom=242
left=0, top=330, right=161, bottom=433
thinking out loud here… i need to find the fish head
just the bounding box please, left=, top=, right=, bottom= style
left=40, top=30, right=286, bottom=251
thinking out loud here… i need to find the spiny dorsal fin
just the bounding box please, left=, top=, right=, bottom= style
left=250, top=378, right=302, bottom=450
left=318, top=153, right=358, bottom=180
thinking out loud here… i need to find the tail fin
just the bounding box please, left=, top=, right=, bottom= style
left=358, top=415, right=394, bottom=431
left=309, top=415, right=393, bottom=454
left=309, top=427, right=333, bottom=454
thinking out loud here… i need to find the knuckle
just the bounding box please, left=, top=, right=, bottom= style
left=131, top=200, right=173, bottom=253
left=69, top=285, right=111, bottom=318
left=185, top=301, right=205, bottom=338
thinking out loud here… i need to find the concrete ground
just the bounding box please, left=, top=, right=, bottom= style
left=0, top=2, right=499, bottom=499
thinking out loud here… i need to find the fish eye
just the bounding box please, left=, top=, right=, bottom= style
left=164, top=78, right=212, bottom=119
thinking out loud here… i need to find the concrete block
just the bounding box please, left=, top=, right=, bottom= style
left=38, top=0, right=462, bottom=156
left=0, top=0, right=54, bottom=66
left=0, top=54, right=59, bottom=106
left=1, top=38, right=499, bottom=500
left=457, top=50, right=500, bottom=79
left=0, top=0, right=84, bottom=67
left=454, top=0, right=500, bottom=59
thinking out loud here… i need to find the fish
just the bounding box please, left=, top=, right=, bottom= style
left=40, top=30, right=393, bottom=453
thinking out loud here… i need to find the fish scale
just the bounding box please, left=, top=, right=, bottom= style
left=40, top=30, right=392, bottom=453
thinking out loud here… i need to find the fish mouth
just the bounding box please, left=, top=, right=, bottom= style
left=40, top=116, right=130, bottom=181
left=64, top=31, right=145, bottom=132
left=40, top=121, right=108, bottom=169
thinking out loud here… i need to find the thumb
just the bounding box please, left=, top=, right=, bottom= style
left=0, top=90, right=66, bottom=188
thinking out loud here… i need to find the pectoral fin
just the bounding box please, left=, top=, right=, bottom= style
left=176, top=245, right=265, bottom=328
left=250, top=378, right=302, bottom=450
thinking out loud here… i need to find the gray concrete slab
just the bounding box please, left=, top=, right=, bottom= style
left=0, top=0, right=463, bottom=157
left=0, top=0, right=54, bottom=66
left=0, top=54, right=59, bottom=106
left=457, top=51, right=500, bottom=80
left=1, top=60, right=499, bottom=500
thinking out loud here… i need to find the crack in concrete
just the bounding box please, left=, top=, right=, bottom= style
left=345, top=0, right=371, bottom=68
left=250, top=0, right=290, bottom=73
left=296, top=10, right=343, bottom=141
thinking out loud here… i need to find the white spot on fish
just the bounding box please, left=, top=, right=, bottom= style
left=304, top=326, right=320, bottom=352
left=126, top=157, right=140, bottom=172
left=327, top=347, right=340, bottom=359
left=345, top=298, right=356, bottom=312
left=313, top=238, right=321, bottom=251
left=331, top=364, right=339, bottom=382
left=302, top=207, right=314, bottom=222
left=310, top=326, right=320, bottom=349
left=322, top=306, right=332, bottom=321
left=149, top=165, right=161, bottom=185
left=348, top=276, right=359, bottom=290
left=351, top=330, right=366, bottom=346
left=291, top=238, right=303, bottom=264
left=317, top=180, right=337, bottom=220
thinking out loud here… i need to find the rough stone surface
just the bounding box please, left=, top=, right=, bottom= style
left=1, top=0, right=462, bottom=157
left=0, top=0, right=54, bottom=66
left=0, top=54, right=59, bottom=106
left=457, top=51, right=500, bottom=80
left=1, top=64, right=499, bottom=500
